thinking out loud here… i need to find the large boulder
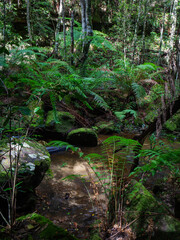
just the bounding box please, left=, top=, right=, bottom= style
left=95, top=121, right=116, bottom=134
left=0, top=139, right=51, bottom=220
left=45, top=110, right=75, bottom=137
left=67, top=128, right=98, bottom=147
left=125, top=180, right=180, bottom=240
left=0, top=213, right=78, bottom=240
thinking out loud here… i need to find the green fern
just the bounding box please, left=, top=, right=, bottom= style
left=132, top=139, right=180, bottom=177
left=115, top=109, right=138, bottom=121
left=89, top=91, right=110, bottom=110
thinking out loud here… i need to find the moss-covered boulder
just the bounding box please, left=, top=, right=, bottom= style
left=0, top=139, right=50, bottom=187
left=0, top=139, right=51, bottom=219
left=45, top=110, right=75, bottom=135
left=0, top=213, right=78, bottom=240
left=67, top=128, right=98, bottom=147
left=125, top=180, right=180, bottom=240
left=95, top=121, right=116, bottom=134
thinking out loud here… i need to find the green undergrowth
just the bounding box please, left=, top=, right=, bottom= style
left=0, top=213, right=78, bottom=240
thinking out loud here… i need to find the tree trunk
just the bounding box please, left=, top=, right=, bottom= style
left=62, top=0, right=66, bottom=58
left=54, top=0, right=63, bottom=57
left=167, top=0, right=178, bottom=66
left=122, top=0, right=127, bottom=64
left=3, top=0, right=6, bottom=62
left=140, top=0, right=150, bottom=64
left=26, top=0, right=32, bottom=42
left=76, top=0, right=93, bottom=67
left=175, top=28, right=180, bottom=77
left=131, top=96, right=180, bottom=171
left=132, top=0, right=141, bottom=63
left=158, top=6, right=166, bottom=65
left=70, top=9, right=75, bottom=66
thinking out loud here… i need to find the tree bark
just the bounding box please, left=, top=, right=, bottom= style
left=62, top=0, right=66, bottom=58
left=70, top=8, right=75, bottom=65
left=54, top=0, right=63, bottom=57
left=140, top=0, right=150, bottom=64
left=26, top=0, right=32, bottom=42
left=130, top=96, right=180, bottom=171
left=132, top=0, right=142, bottom=63
left=158, top=6, right=166, bottom=65
left=167, top=0, right=178, bottom=66
left=76, top=0, right=93, bottom=67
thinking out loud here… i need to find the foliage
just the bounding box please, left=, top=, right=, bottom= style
left=131, top=135, right=180, bottom=180
left=84, top=136, right=140, bottom=224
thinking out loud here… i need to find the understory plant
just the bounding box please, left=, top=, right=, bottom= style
left=130, top=134, right=180, bottom=182
left=84, top=136, right=140, bottom=229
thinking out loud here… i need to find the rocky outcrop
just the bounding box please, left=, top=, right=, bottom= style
left=0, top=213, right=78, bottom=240
left=95, top=121, right=116, bottom=134
left=125, top=180, right=180, bottom=240
left=0, top=139, right=51, bottom=220
left=45, top=110, right=75, bottom=137
left=67, top=128, right=98, bottom=147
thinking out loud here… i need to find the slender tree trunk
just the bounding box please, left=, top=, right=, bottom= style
left=175, top=28, right=180, bottom=92
left=70, top=8, right=75, bottom=65
left=26, top=0, right=32, bottom=42
left=54, top=0, right=63, bottom=57
left=158, top=6, right=166, bottom=65
left=77, top=0, right=93, bottom=67
left=62, top=0, right=66, bottom=58
left=122, top=0, right=127, bottom=64
left=167, top=0, right=178, bottom=66
left=3, top=0, right=6, bottom=62
left=132, top=0, right=142, bottom=63
left=140, top=0, right=149, bottom=64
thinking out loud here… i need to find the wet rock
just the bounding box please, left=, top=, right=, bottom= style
left=0, top=139, right=51, bottom=220
left=125, top=180, right=180, bottom=240
left=0, top=213, right=79, bottom=240
left=95, top=121, right=116, bottom=134
left=45, top=110, right=75, bottom=137
left=67, top=128, right=98, bottom=147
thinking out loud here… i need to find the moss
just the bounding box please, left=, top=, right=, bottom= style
left=46, top=111, right=75, bottom=133
left=17, top=213, right=78, bottom=240
left=67, top=128, right=98, bottom=147
left=95, top=121, right=115, bottom=134
left=0, top=214, right=79, bottom=240
left=125, top=180, right=180, bottom=239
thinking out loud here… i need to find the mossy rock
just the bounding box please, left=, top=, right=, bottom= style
left=45, top=110, right=75, bottom=134
left=67, top=128, right=98, bottom=147
left=0, top=213, right=78, bottom=240
left=125, top=180, right=180, bottom=239
left=95, top=121, right=116, bottom=134
left=0, top=140, right=51, bottom=220
left=0, top=139, right=50, bottom=186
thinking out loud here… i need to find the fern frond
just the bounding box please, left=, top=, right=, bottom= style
left=89, top=91, right=110, bottom=110
left=49, top=92, right=58, bottom=123
left=136, top=62, right=162, bottom=71
left=132, top=82, right=146, bottom=99
left=115, top=109, right=138, bottom=121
